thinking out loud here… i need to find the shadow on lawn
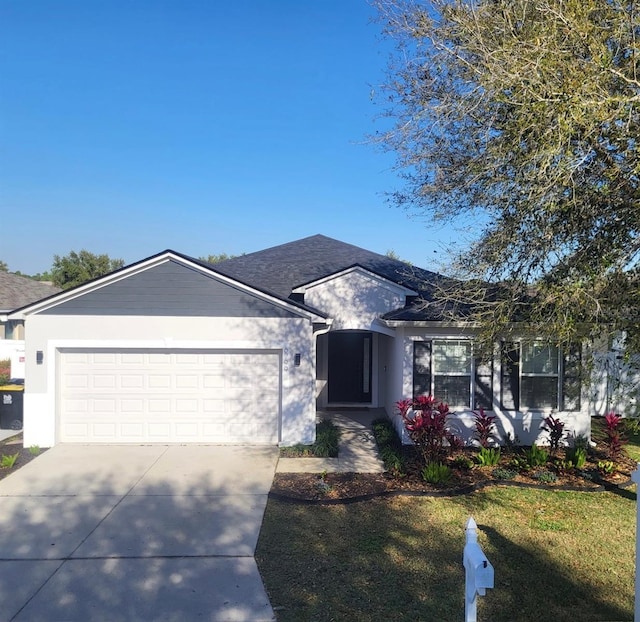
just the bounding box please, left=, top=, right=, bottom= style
left=478, top=523, right=630, bottom=622
left=256, top=492, right=632, bottom=622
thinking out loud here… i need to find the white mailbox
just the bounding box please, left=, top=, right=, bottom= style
left=463, top=517, right=494, bottom=622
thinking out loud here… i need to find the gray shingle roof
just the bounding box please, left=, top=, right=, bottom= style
left=213, top=234, right=449, bottom=318
left=0, top=272, right=61, bottom=312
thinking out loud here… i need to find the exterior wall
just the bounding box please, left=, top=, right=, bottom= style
left=23, top=314, right=316, bottom=447
left=389, top=326, right=592, bottom=447
left=587, top=335, right=640, bottom=417
left=303, top=271, right=408, bottom=331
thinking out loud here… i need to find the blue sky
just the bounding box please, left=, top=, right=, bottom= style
left=1, top=0, right=459, bottom=275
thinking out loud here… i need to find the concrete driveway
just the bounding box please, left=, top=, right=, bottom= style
left=0, top=444, right=279, bottom=621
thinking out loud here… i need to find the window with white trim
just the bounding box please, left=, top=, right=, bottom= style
left=501, top=341, right=581, bottom=411
left=413, top=340, right=493, bottom=410
left=433, top=340, right=471, bottom=408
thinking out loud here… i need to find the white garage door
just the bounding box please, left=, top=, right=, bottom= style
left=58, top=349, right=281, bottom=443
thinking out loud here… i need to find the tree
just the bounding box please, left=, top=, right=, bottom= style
left=0, top=261, right=7, bottom=272
left=374, top=0, right=640, bottom=349
left=199, top=253, right=236, bottom=264
left=51, top=250, right=125, bottom=290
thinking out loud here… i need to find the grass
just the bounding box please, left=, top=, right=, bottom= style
left=279, top=419, right=340, bottom=458
left=256, top=487, right=635, bottom=621
left=257, top=421, right=640, bottom=621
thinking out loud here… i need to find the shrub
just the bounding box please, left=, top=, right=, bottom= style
left=533, top=470, right=557, bottom=484
left=541, top=415, right=565, bottom=453
left=0, top=452, right=19, bottom=469
left=380, top=446, right=406, bottom=476
left=526, top=444, right=549, bottom=468
left=473, top=408, right=496, bottom=448
left=421, top=461, right=452, bottom=485
left=604, top=412, right=627, bottom=461
left=598, top=460, right=616, bottom=475
left=0, top=359, right=10, bottom=385
left=452, top=454, right=474, bottom=470
left=565, top=446, right=587, bottom=469
left=476, top=447, right=501, bottom=466
left=624, top=417, right=640, bottom=436
left=509, top=454, right=530, bottom=472
left=396, top=396, right=453, bottom=464
left=492, top=467, right=518, bottom=480
left=373, top=418, right=406, bottom=476
left=313, top=419, right=340, bottom=457
left=280, top=419, right=339, bottom=458
left=503, top=432, right=521, bottom=455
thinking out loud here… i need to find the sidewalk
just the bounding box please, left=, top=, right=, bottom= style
left=276, top=409, right=386, bottom=474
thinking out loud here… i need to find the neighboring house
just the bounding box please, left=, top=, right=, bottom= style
left=0, top=272, right=61, bottom=365
left=9, top=234, right=610, bottom=448
left=0, top=272, right=61, bottom=340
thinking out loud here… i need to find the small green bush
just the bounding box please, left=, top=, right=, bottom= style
left=0, top=452, right=19, bottom=468
left=373, top=418, right=406, bottom=475
left=533, top=470, right=557, bottom=484
left=421, top=461, right=452, bottom=485
left=526, top=444, right=549, bottom=468
left=380, top=445, right=406, bottom=475
left=476, top=447, right=501, bottom=466
left=452, top=454, right=474, bottom=470
left=492, top=467, right=518, bottom=480
left=313, top=419, right=340, bottom=457
left=565, top=446, right=587, bottom=469
left=598, top=460, right=616, bottom=475
left=279, top=419, right=340, bottom=458
left=29, top=445, right=40, bottom=456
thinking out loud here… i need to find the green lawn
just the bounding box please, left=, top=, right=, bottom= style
left=256, top=423, right=640, bottom=621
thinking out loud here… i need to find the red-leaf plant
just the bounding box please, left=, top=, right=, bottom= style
left=396, top=396, right=458, bottom=464
left=473, top=408, right=496, bottom=449
left=541, top=415, right=566, bottom=454
left=604, top=411, right=627, bottom=461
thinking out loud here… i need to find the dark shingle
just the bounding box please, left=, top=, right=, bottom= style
left=213, top=234, right=445, bottom=300
left=0, top=273, right=62, bottom=312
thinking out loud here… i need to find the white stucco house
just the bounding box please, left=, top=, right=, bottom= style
left=9, top=234, right=604, bottom=448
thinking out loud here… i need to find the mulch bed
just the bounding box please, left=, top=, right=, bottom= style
left=0, top=433, right=47, bottom=482
left=271, top=451, right=638, bottom=503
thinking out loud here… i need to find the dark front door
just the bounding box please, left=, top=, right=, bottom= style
left=328, top=332, right=372, bottom=403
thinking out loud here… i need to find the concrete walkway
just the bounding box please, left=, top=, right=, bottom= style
left=0, top=444, right=278, bottom=622
left=0, top=429, right=21, bottom=442
left=276, top=409, right=386, bottom=474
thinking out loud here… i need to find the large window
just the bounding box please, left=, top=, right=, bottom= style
left=521, top=343, right=559, bottom=409
left=433, top=340, right=471, bottom=408
left=413, top=340, right=493, bottom=410
left=501, top=341, right=581, bottom=411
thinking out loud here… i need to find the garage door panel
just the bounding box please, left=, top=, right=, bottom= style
left=59, top=350, right=281, bottom=443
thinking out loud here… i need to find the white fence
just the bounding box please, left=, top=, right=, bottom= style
left=0, top=340, right=25, bottom=380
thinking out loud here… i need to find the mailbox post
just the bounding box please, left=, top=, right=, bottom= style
left=463, top=517, right=494, bottom=622
left=632, top=464, right=640, bottom=622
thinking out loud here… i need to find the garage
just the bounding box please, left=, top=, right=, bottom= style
left=9, top=251, right=320, bottom=448
left=59, top=349, right=281, bottom=444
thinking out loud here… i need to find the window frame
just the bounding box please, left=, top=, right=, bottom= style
left=500, top=341, right=581, bottom=412
left=413, top=339, right=493, bottom=411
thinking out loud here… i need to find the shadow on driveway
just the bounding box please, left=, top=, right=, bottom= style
left=0, top=444, right=278, bottom=622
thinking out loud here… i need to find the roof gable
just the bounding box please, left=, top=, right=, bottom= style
left=299, top=266, right=417, bottom=331
left=10, top=252, right=324, bottom=321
